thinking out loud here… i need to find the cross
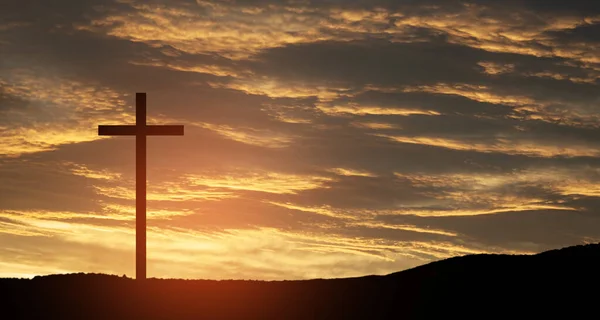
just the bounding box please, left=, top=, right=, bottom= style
left=98, top=92, right=184, bottom=280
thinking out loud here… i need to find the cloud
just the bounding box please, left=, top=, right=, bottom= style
left=317, top=104, right=441, bottom=117
left=75, top=1, right=331, bottom=60
left=0, top=68, right=131, bottom=157
left=192, top=122, right=295, bottom=148
left=377, top=134, right=600, bottom=158
left=327, top=167, right=377, bottom=177
left=185, top=170, right=333, bottom=194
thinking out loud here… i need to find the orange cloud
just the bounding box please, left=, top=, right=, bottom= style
left=93, top=184, right=236, bottom=202
left=390, top=169, right=600, bottom=216
left=351, top=122, right=400, bottom=129
left=350, top=221, right=458, bottom=237
left=266, top=201, right=359, bottom=220
left=66, top=163, right=122, bottom=181
left=327, top=167, right=377, bottom=177
left=99, top=203, right=193, bottom=220
left=0, top=69, right=197, bottom=157
left=193, top=122, right=294, bottom=148
left=186, top=170, right=333, bottom=194
left=377, top=134, right=600, bottom=158
left=0, top=70, right=129, bottom=157
left=77, top=1, right=332, bottom=60
left=79, top=1, right=600, bottom=70
left=317, top=104, right=441, bottom=116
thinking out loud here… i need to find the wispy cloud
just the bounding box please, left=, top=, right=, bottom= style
left=377, top=134, right=600, bottom=158
left=0, top=70, right=129, bottom=157
left=193, top=122, right=294, bottom=148
left=186, top=170, right=333, bottom=194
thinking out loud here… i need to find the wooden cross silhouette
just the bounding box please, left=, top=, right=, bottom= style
left=98, top=92, right=184, bottom=280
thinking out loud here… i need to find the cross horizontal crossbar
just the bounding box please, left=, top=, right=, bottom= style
left=98, top=125, right=184, bottom=136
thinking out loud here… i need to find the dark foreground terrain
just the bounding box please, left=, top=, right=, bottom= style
left=2, top=243, right=600, bottom=319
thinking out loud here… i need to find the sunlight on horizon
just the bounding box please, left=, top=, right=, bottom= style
left=1, top=0, right=599, bottom=280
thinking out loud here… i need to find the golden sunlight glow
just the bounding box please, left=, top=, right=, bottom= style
left=2, top=210, right=514, bottom=279
left=402, top=83, right=541, bottom=108
left=389, top=205, right=575, bottom=217
left=0, top=261, right=71, bottom=279
left=0, top=68, right=190, bottom=157
left=128, top=60, right=248, bottom=78
left=100, top=203, right=193, bottom=220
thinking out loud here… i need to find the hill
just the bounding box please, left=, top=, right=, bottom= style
left=2, top=243, right=599, bottom=319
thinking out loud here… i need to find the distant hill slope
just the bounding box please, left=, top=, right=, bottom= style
left=2, top=243, right=599, bottom=319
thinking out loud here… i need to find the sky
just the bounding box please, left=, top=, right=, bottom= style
left=1, top=0, right=599, bottom=280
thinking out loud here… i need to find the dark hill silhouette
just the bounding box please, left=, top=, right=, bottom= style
left=2, top=243, right=599, bottom=319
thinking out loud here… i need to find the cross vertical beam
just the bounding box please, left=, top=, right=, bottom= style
left=136, top=92, right=147, bottom=281
left=98, top=92, right=184, bottom=281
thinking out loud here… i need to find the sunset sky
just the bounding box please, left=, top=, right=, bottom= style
left=1, top=0, right=600, bottom=280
